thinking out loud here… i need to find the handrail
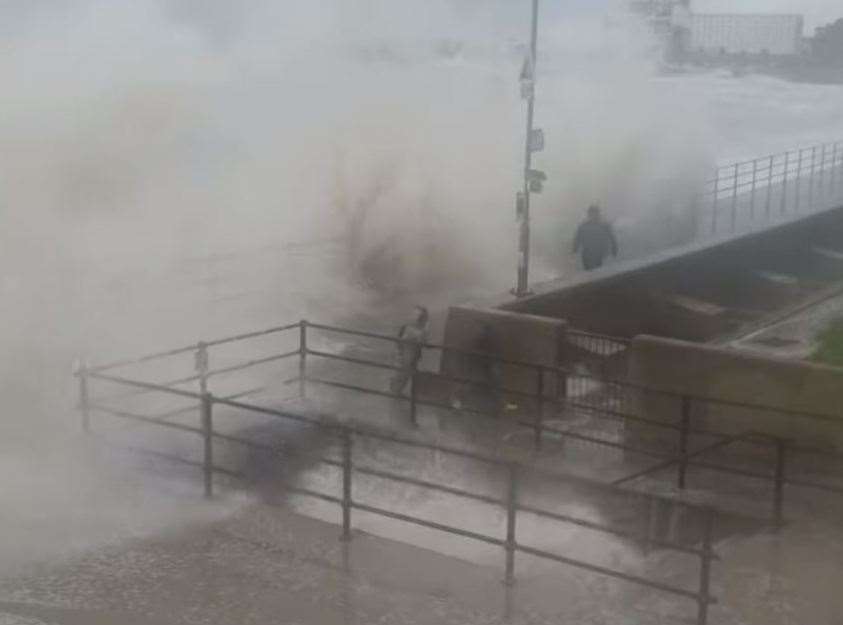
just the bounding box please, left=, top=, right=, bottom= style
left=80, top=320, right=843, bottom=625
left=305, top=321, right=843, bottom=426
left=84, top=368, right=716, bottom=510
left=85, top=317, right=843, bottom=433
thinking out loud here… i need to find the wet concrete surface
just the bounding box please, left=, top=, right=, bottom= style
left=16, top=297, right=841, bottom=625
left=731, top=287, right=843, bottom=361
left=0, top=502, right=625, bottom=625
left=2, top=492, right=843, bottom=625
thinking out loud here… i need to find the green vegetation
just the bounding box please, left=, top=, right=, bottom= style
left=810, top=318, right=843, bottom=367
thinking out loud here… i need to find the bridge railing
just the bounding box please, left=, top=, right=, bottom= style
left=701, top=140, right=843, bottom=237
left=76, top=324, right=719, bottom=625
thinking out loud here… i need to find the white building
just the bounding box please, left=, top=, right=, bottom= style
left=690, top=14, right=804, bottom=56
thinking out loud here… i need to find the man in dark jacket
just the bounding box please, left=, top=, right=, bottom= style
left=572, top=204, right=618, bottom=270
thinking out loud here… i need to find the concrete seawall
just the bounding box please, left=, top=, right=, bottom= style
left=626, top=335, right=843, bottom=452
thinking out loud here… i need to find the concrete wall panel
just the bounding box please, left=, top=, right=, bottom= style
left=440, top=306, right=567, bottom=405
left=626, top=335, right=843, bottom=452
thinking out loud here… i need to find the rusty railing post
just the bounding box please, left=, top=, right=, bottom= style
left=341, top=428, right=353, bottom=541
left=201, top=392, right=214, bottom=499
left=504, top=464, right=519, bottom=586
left=299, top=320, right=308, bottom=400
left=534, top=365, right=544, bottom=450
left=678, top=395, right=692, bottom=490
left=76, top=359, right=91, bottom=433
left=774, top=437, right=787, bottom=525
left=696, top=509, right=715, bottom=625
left=409, top=369, right=419, bottom=427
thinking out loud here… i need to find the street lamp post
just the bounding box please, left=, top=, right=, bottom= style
left=515, top=0, right=541, bottom=297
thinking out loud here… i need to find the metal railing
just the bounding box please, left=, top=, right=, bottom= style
left=76, top=318, right=843, bottom=624
left=299, top=322, right=843, bottom=517
left=77, top=320, right=843, bottom=515
left=700, top=140, right=843, bottom=238
left=77, top=321, right=721, bottom=625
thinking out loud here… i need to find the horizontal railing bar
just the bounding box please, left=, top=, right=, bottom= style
left=148, top=386, right=268, bottom=422
left=781, top=477, right=843, bottom=495
left=211, top=464, right=247, bottom=480
left=86, top=344, right=198, bottom=374
left=308, top=321, right=551, bottom=371
left=121, top=445, right=205, bottom=470
left=88, top=403, right=203, bottom=435
left=306, top=348, right=399, bottom=371
left=92, top=373, right=202, bottom=402
left=306, top=376, right=406, bottom=402
left=561, top=400, right=687, bottom=433
left=284, top=484, right=344, bottom=505
left=527, top=422, right=669, bottom=459
left=206, top=350, right=300, bottom=379
left=88, top=372, right=202, bottom=400
left=516, top=503, right=711, bottom=558
left=611, top=432, right=760, bottom=486
left=352, top=464, right=505, bottom=507
left=203, top=322, right=302, bottom=348
left=210, top=430, right=343, bottom=468
left=211, top=396, right=325, bottom=428
left=515, top=544, right=713, bottom=603
left=787, top=444, right=843, bottom=461
left=153, top=403, right=198, bottom=420
left=307, top=322, right=405, bottom=344
left=86, top=323, right=300, bottom=375
left=686, top=460, right=772, bottom=481
left=351, top=501, right=505, bottom=546
left=221, top=386, right=269, bottom=402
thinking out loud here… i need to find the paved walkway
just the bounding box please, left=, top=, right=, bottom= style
left=3, top=483, right=843, bottom=625
left=0, top=500, right=719, bottom=625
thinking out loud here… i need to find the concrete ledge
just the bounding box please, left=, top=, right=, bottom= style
left=440, top=306, right=566, bottom=400
left=626, top=334, right=843, bottom=452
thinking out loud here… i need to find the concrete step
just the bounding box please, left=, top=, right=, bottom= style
left=808, top=245, right=843, bottom=280
left=648, top=292, right=735, bottom=342
left=747, top=270, right=803, bottom=306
